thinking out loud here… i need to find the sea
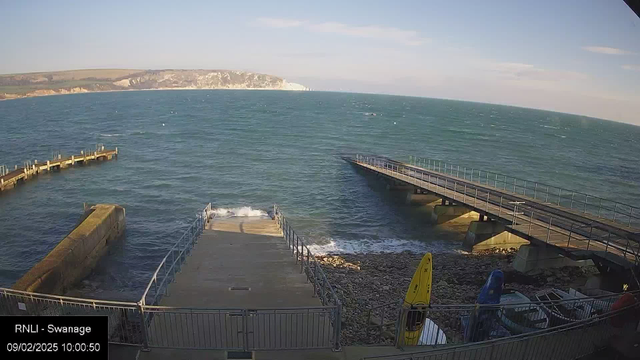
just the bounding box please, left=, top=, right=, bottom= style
left=1, top=90, right=638, bottom=300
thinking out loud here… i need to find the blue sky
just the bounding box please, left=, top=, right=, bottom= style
left=1, top=0, right=640, bottom=124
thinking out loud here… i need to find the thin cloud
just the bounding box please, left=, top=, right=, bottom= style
left=490, top=62, right=588, bottom=82
left=622, top=64, right=640, bottom=71
left=255, top=18, right=428, bottom=46
left=582, top=46, right=634, bottom=55
left=256, top=17, right=305, bottom=28
left=493, top=62, right=535, bottom=72
left=307, top=22, right=428, bottom=46
left=279, top=52, right=332, bottom=59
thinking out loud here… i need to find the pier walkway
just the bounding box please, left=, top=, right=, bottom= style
left=0, top=146, right=118, bottom=192
left=346, top=155, right=640, bottom=271
left=138, top=210, right=341, bottom=355
left=162, top=217, right=317, bottom=308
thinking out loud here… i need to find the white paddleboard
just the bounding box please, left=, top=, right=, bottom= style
left=418, top=318, right=447, bottom=345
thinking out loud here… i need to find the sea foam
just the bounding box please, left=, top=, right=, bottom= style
left=211, top=206, right=268, bottom=217
left=305, top=238, right=454, bottom=255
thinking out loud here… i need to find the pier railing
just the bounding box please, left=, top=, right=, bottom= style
left=140, top=203, right=210, bottom=306
left=363, top=294, right=640, bottom=360
left=353, top=155, right=640, bottom=266
left=407, top=155, right=640, bottom=229
left=140, top=305, right=337, bottom=350
left=1, top=203, right=343, bottom=352
left=0, top=288, right=144, bottom=346
left=1, top=146, right=119, bottom=193
left=273, top=205, right=342, bottom=351
left=367, top=290, right=635, bottom=348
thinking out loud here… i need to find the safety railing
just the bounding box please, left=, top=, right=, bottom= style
left=273, top=205, right=342, bottom=351
left=1, top=286, right=339, bottom=352
left=407, top=155, right=640, bottom=229
left=0, top=288, right=144, bottom=345
left=1, top=203, right=342, bottom=352
left=353, top=155, right=640, bottom=266
left=142, top=305, right=336, bottom=350
left=363, top=294, right=640, bottom=360
left=367, top=290, right=635, bottom=349
left=140, top=203, right=211, bottom=306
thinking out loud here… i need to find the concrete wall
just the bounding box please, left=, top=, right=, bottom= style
left=463, top=221, right=530, bottom=252
left=13, top=204, right=126, bottom=294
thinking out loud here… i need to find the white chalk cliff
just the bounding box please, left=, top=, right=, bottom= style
left=0, top=69, right=310, bottom=99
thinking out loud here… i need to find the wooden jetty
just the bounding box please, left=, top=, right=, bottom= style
left=0, top=146, right=118, bottom=192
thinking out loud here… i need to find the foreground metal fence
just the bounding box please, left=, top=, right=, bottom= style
left=0, top=288, right=144, bottom=345
left=0, top=289, right=336, bottom=351
left=408, top=155, right=640, bottom=229
left=363, top=298, right=640, bottom=360
left=353, top=155, right=640, bottom=266
left=366, top=290, right=638, bottom=349
left=274, top=205, right=342, bottom=351
left=142, top=305, right=335, bottom=350
left=140, top=203, right=210, bottom=306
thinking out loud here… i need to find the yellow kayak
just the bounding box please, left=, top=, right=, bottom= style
left=403, top=252, right=433, bottom=345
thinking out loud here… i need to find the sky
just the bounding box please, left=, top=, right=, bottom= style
left=1, top=0, right=640, bottom=124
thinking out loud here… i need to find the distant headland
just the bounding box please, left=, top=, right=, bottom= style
left=0, top=69, right=309, bottom=100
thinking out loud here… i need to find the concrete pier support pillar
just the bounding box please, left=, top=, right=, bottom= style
left=46, top=160, right=50, bottom=171
left=430, top=204, right=476, bottom=224
left=405, top=192, right=440, bottom=206
left=71, top=155, right=75, bottom=164
left=463, top=221, right=529, bottom=252
left=386, top=181, right=413, bottom=191
left=512, top=245, right=594, bottom=273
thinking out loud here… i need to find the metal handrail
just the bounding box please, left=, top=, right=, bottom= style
left=140, top=203, right=211, bottom=306
left=366, top=289, right=639, bottom=336
left=3, top=204, right=341, bottom=352
left=363, top=299, right=640, bottom=359
left=408, top=155, right=640, bottom=228
left=0, top=287, right=139, bottom=307
left=353, top=155, right=639, bottom=266
left=273, top=205, right=342, bottom=351
left=368, top=290, right=638, bottom=313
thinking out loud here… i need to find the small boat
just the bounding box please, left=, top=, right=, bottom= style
left=463, top=270, right=507, bottom=342
left=477, top=270, right=504, bottom=305
left=417, top=318, right=446, bottom=345
left=534, top=288, right=595, bottom=326
left=568, top=288, right=620, bottom=315
left=498, top=289, right=549, bottom=334
left=403, top=253, right=433, bottom=345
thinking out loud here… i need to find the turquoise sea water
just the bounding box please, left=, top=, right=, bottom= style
left=1, top=90, right=639, bottom=299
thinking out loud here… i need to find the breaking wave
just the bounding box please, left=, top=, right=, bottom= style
left=211, top=206, right=268, bottom=217
left=306, top=238, right=455, bottom=255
